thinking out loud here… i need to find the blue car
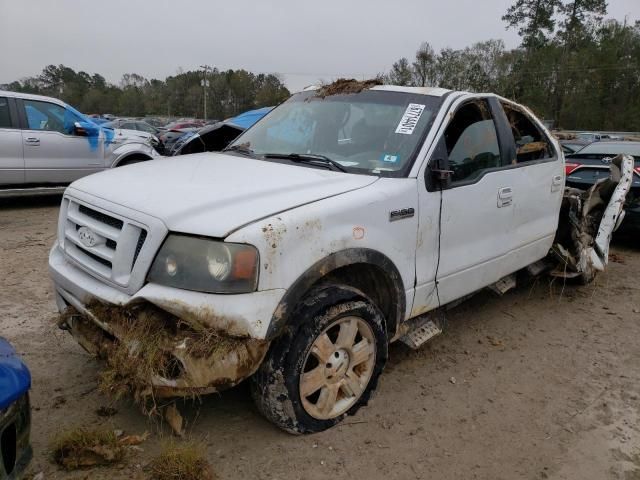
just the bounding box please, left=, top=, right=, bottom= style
left=0, top=338, right=31, bottom=479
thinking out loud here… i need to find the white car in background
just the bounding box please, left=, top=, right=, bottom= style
left=0, top=91, right=160, bottom=197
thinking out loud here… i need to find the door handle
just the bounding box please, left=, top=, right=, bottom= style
left=551, top=174, right=563, bottom=192
left=497, top=187, right=513, bottom=208
left=24, top=137, right=40, bottom=146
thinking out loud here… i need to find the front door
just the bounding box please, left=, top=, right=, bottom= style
left=413, top=97, right=519, bottom=314
left=19, top=99, right=103, bottom=184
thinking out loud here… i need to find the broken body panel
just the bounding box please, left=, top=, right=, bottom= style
left=49, top=85, right=633, bottom=405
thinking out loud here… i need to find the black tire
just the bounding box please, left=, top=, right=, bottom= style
left=250, top=285, right=388, bottom=434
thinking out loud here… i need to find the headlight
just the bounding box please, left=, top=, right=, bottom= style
left=148, top=234, right=259, bottom=293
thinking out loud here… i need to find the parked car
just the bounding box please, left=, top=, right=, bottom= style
left=560, top=138, right=591, bottom=154
left=0, top=336, right=32, bottom=479
left=103, top=119, right=159, bottom=135
left=171, top=107, right=273, bottom=156
left=89, top=117, right=110, bottom=126
left=142, top=117, right=165, bottom=128
left=49, top=84, right=633, bottom=434
left=0, top=91, right=160, bottom=196
left=158, top=127, right=199, bottom=154
left=159, top=121, right=203, bottom=132
left=565, top=141, right=640, bottom=231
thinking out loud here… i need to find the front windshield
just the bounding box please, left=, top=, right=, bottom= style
left=228, top=89, right=443, bottom=176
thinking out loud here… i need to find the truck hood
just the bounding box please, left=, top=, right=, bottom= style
left=68, top=153, right=378, bottom=237
left=112, top=128, right=155, bottom=141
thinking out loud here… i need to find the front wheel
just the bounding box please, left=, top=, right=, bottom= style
left=250, top=285, right=387, bottom=434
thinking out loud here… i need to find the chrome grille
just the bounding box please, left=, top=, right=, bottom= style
left=61, top=198, right=149, bottom=287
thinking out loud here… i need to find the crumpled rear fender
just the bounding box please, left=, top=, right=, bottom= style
left=552, top=154, right=634, bottom=277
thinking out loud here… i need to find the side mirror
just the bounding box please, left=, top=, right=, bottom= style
left=428, top=158, right=453, bottom=189
left=73, top=121, right=88, bottom=136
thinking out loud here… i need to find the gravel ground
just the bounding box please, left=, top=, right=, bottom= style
left=1, top=195, right=639, bottom=480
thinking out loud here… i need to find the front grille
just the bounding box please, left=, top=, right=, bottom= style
left=78, top=204, right=123, bottom=230
left=132, top=230, right=147, bottom=268
left=62, top=199, right=149, bottom=286
left=77, top=246, right=112, bottom=268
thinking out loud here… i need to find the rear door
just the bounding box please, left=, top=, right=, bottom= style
left=0, top=96, right=24, bottom=185
left=495, top=101, right=563, bottom=264
left=18, top=98, right=104, bottom=184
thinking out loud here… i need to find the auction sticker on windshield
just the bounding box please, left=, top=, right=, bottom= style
left=395, top=103, right=426, bottom=135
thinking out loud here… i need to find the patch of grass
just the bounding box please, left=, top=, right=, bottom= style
left=51, top=427, right=124, bottom=470
left=148, top=442, right=216, bottom=480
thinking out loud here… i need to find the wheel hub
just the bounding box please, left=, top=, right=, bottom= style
left=324, top=349, right=350, bottom=382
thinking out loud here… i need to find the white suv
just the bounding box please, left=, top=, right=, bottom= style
left=49, top=83, right=631, bottom=433
left=0, top=91, right=159, bottom=196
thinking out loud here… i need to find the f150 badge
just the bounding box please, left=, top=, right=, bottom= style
left=389, top=207, right=415, bottom=222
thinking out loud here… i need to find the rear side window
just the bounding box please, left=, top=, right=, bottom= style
left=0, top=97, right=11, bottom=128
left=501, top=102, right=553, bottom=163
left=444, top=100, right=501, bottom=183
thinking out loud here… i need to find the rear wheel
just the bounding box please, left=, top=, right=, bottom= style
left=250, top=285, right=387, bottom=434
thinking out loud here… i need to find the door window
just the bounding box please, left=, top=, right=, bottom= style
left=23, top=100, right=83, bottom=135
left=501, top=102, right=553, bottom=163
left=444, top=100, right=501, bottom=183
left=0, top=97, right=12, bottom=128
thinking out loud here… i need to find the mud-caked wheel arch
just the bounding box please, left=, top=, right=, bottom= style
left=250, top=285, right=388, bottom=434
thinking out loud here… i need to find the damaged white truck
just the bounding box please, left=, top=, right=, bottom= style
left=49, top=80, right=634, bottom=434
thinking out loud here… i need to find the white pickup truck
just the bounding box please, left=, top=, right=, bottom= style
left=49, top=81, right=633, bottom=434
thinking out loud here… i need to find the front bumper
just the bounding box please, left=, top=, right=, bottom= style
left=49, top=242, right=285, bottom=339
left=0, top=394, right=32, bottom=480
left=49, top=243, right=284, bottom=396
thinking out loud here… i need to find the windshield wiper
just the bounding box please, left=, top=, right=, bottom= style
left=224, top=143, right=255, bottom=157
left=263, top=153, right=347, bottom=172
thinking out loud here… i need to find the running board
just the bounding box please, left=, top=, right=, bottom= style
left=0, top=186, right=66, bottom=198
left=488, top=273, right=517, bottom=295
left=399, top=315, right=443, bottom=350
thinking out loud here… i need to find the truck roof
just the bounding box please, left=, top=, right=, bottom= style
left=302, top=84, right=453, bottom=97
left=0, top=89, right=67, bottom=106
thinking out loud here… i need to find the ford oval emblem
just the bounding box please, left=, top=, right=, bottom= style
left=78, top=226, right=99, bottom=248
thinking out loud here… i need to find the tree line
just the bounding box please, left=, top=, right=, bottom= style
left=3, top=1, right=638, bottom=130
left=385, top=1, right=640, bottom=131
left=1, top=66, right=290, bottom=120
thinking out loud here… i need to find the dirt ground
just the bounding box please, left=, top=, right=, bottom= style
left=1, top=195, right=639, bottom=480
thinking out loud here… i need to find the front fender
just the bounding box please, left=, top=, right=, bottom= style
left=264, top=248, right=406, bottom=340
left=226, top=177, right=419, bottom=339
left=109, top=143, right=158, bottom=167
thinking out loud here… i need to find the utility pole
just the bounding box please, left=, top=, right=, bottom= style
left=200, top=64, right=211, bottom=121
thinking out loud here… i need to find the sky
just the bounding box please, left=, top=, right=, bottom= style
left=1, top=0, right=639, bottom=92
